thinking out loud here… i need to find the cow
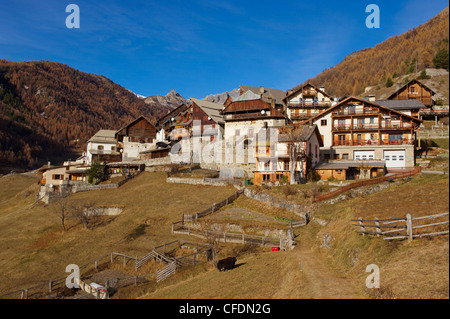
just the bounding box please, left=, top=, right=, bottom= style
left=216, top=257, right=237, bottom=272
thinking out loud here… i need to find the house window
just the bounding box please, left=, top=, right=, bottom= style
left=392, top=156, right=397, bottom=161
left=385, top=155, right=390, bottom=160
left=321, top=119, right=327, bottom=126
left=342, top=153, right=349, bottom=159
left=370, top=118, right=375, bottom=124
left=284, top=161, right=290, bottom=171
left=97, top=145, right=104, bottom=150
left=264, top=162, right=271, bottom=171
left=263, top=174, right=270, bottom=182
left=399, top=155, right=405, bottom=161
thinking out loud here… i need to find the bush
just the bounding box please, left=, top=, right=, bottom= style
left=282, top=186, right=298, bottom=197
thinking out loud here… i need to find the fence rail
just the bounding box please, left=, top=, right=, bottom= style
left=183, top=190, right=244, bottom=221
left=0, top=241, right=212, bottom=299
left=172, top=222, right=293, bottom=249
left=352, top=212, right=449, bottom=241
left=313, top=167, right=421, bottom=203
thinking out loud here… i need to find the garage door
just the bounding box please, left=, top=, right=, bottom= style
left=384, top=150, right=406, bottom=168
left=354, top=150, right=375, bottom=160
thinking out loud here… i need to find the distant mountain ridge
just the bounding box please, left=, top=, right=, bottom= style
left=0, top=60, right=169, bottom=169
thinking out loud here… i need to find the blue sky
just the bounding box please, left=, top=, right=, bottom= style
left=0, top=0, right=448, bottom=99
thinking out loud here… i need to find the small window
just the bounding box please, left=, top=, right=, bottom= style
left=321, top=119, right=327, bottom=126
left=97, top=145, right=104, bottom=150
left=399, top=155, right=405, bottom=161
left=385, top=155, right=390, bottom=160
left=392, top=156, right=397, bottom=161
left=369, top=155, right=374, bottom=160
left=342, top=153, right=349, bottom=160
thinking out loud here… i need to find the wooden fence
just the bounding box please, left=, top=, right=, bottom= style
left=172, top=222, right=293, bottom=250
left=352, top=212, right=449, bottom=241
left=313, top=167, right=421, bottom=203
left=0, top=241, right=212, bottom=299
left=183, top=190, right=244, bottom=221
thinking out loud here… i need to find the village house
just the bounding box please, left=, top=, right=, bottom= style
left=239, top=85, right=286, bottom=113
left=86, top=129, right=121, bottom=164
left=37, top=158, right=89, bottom=197
left=283, top=83, right=337, bottom=123
left=369, top=96, right=425, bottom=118
left=115, top=115, right=158, bottom=161
left=301, top=96, right=422, bottom=179
left=155, top=103, right=190, bottom=142
left=221, top=91, right=286, bottom=148
left=253, top=124, right=323, bottom=185
left=190, top=97, right=225, bottom=140
left=387, top=78, right=436, bottom=108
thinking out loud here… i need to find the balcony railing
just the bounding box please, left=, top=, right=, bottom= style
left=287, top=101, right=331, bottom=108
left=332, top=108, right=379, bottom=116
left=332, top=122, right=414, bottom=131
left=333, top=139, right=413, bottom=146
left=291, top=113, right=320, bottom=120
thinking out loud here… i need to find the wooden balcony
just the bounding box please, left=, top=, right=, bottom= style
left=287, top=101, right=331, bottom=108
left=332, top=108, right=379, bottom=117
left=333, top=139, right=413, bottom=146
left=332, top=122, right=414, bottom=132
left=290, top=113, right=319, bottom=120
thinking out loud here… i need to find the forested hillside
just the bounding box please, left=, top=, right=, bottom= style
left=303, top=7, right=449, bottom=97
left=0, top=60, right=168, bottom=170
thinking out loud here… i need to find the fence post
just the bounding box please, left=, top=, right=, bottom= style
left=375, top=217, right=381, bottom=237
left=406, top=213, right=413, bottom=242
left=358, top=217, right=365, bottom=236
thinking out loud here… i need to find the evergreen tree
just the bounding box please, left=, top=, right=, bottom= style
left=385, top=77, right=393, bottom=88
left=433, top=49, right=449, bottom=70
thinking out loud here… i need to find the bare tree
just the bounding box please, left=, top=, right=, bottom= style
left=52, top=189, right=72, bottom=232
left=282, top=126, right=307, bottom=185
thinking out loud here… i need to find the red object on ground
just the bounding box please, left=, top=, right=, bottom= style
left=272, top=247, right=280, bottom=251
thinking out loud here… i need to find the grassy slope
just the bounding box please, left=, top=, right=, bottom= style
left=136, top=174, right=449, bottom=299
left=0, top=172, right=448, bottom=299
left=0, top=172, right=237, bottom=293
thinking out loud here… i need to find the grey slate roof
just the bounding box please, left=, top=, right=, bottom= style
left=240, top=85, right=286, bottom=106
left=375, top=99, right=425, bottom=110
left=190, top=97, right=225, bottom=124
left=88, top=129, right=117, bottom=143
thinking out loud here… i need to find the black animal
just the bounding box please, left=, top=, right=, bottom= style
left=216, top=257, right=237, bottom=272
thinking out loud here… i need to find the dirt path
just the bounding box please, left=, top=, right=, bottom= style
left=280, top=232, right=368, bottom=299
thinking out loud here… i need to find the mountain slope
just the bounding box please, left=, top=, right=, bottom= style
left=0, top=60, right=168, bottom=170
left=303, top=7, right=449, bottom=97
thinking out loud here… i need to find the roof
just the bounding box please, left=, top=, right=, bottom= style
left=240, top=85, right=286, bottom=106
left=116, top=115, right=156, bottom=137
left=302, top=96, right=423, bottom=127
left=155, top=103, right=189, bottom=128
left=255, top=124, right=323, bottom=147
left=375, top=99, right=425, bottom=110
left=315, top=160, right=386, bottom=170
left=278, top=124, right=323, bottom=146
left=284, top=82, right=333, bottom=101
left=88, top=130, right=117, bottom=143
left=190, top=97, right=225, bottom=124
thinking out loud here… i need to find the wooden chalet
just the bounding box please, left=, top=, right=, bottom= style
left=115, top=115, right=157, bottom=160
left=190, top=97, right=225, bottom=139
left=155, top=103, right=190, bottom=141
left=387, top=78, right=436, bottom=107
left=302, top=96, right=423, bottom=174
left=284, top=83, right=335, bottom=122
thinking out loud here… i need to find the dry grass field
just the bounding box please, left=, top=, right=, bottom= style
left=0, top=172, right=237, bottom=294
left=0, top=171, right=448, bottom=299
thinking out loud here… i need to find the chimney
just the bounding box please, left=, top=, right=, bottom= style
left=320, top=86, right=325, bottom=92
left=368, top=95, right=376, bottom=102
left=259, top=86, right=265, bottom=95
left=47, top=161, right=51, bottom=168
